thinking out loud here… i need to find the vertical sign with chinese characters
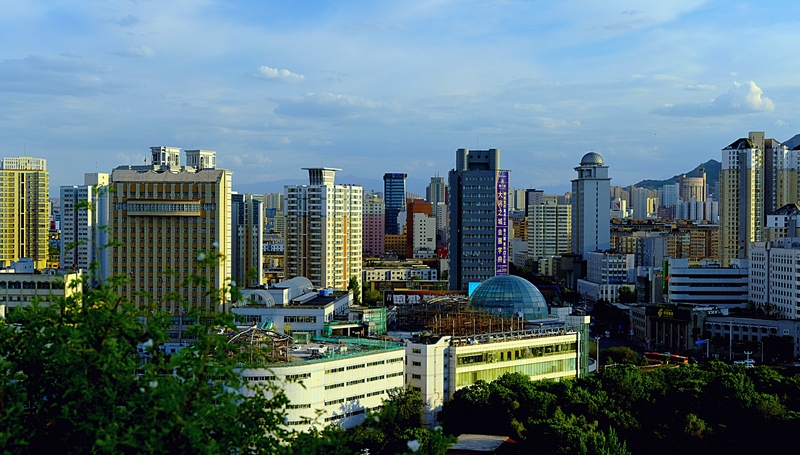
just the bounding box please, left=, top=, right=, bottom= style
left=495, top=170, right=509, bottom=275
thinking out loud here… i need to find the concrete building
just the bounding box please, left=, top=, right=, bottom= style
left=363, top=267, right=438, bottom=282
left=284, top=168, right=362, bottom=291
left=527, top=201, right=571, bottom=270
left=666, top=258, right=748, bottom=308
left=0, top=157, right=50, bottom=270
left=362, top=192, right=385, bottom=258
left=720, top=134, right=765, bottom=266
left=265, top=193, right=284, bottom=211
left=660, top=183, right=680, bottom=210
left=60, top=173, right=110, bottom=277
left=704, top=315, right=800, bottom=359
left=764, top=203, right=800, bottom=241
left=679, top=170, right=707, bottom=202
left=110, top=147, right=232, bottom=313
left=426, top=177, right=446, bottom=210
left=231, top=192, right=264, bottom=288
left=383, top=173, right=406, bottom=236
left=406, top=199, right=436, bottom=259
left=231, top=328, right=404, bottom=432
left=0, top=266, right=81, bottom=316
left=572, top=153, right=611, bottom=260
left=750, top=238, right=800, bottom=319
left=448, top=148, right=509, bottom=290
left=577, top=250, right=635, bottom=303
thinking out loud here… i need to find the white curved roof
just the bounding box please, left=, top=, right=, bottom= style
left=274, top=277, right=314, bottom=299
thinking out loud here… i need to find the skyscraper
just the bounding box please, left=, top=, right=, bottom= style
left=362, top=192, right=385, bottom=257
left=284, top=168, right=362, bottom=290
left=110, top=147, right=233, bottom=312
left=448, top=148, right=508, bottom=291
left=719, top=134, right=764, bottom=266
left=571, top=152, right=611, bottom=259
left=60, top=173, right=109, bottom=275
left=383, top=173, right=406, bottom=235
left=231, top=192, right=264, bottom=288
left=0, top=157, right=49, bottom=270
left=426, top=176, right=446, bottom=208
left=528, top=200, right=571, bottom=267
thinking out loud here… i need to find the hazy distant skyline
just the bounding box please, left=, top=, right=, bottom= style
left=3, top=1, right=799, bottom=195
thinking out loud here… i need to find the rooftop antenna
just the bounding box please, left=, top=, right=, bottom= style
left=477, top=135, right=479, bottom=149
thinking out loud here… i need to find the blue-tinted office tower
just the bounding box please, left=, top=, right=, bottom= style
left=384, top=173, right=407, bottom=235
left=448, top=148, right=509, bottom=291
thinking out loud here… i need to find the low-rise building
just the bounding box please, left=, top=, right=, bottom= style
left=666, top=258, right=748, bottom=308
left=0, top=263, right=81, bottom=316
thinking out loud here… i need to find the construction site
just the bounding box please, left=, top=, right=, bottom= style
left=392, top=294, right=530, bottom=336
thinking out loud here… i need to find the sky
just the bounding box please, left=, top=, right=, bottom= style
left=2, top=0, right=800, bottom=196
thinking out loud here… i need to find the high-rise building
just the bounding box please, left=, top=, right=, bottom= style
left=110, top=147, right=233, bottom=312
left=231, top=192, right=263, bottom=288
left=678, top=170, right=707, bottom=202
left=0, top=157, right=49, bottom=270
left=362, top=192, right=385, bottom=257
left=406, top=199, right=435, bottom=258
left=750, top=238, right=800, bottom=318
left=264, top=192, right=284, bottom=211
left=448, top=148, right=509, bottom=291
left=383, top=173, right=406, bottom=236
left=426, top=177, right=446, bottom=208
left=719, top=134, right=765, bottom=266
left=284, top=168, right=362, bottom=290
left=60, top=173, right=110, bottom=275
left=528, top=201, right=571, bottom=267
left=571, top=153, right=611, bottom=259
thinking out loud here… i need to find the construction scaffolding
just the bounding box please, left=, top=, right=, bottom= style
left=425, top=310, right=529, bottom=338
left=393, top=295, right=469, bottom=331
left=224, top=325, right=295, bottom=363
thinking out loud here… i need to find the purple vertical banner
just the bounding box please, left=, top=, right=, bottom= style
left=495, top=170, right=509, bottom=275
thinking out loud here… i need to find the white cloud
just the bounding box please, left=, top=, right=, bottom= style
left=651, top=81, right=774, bottom=117
left=685, top=84, right=716, bottom=91
left=273, top=92, right=393, bottom=118
left=118, top=46, right=155, bottom=58
left=253, top=66, right=305, bottom=83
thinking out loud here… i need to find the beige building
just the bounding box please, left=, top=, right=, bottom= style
left=0, top=157, right=49, bottom=270
left=284, top=168, right=362, bottom=291
left=110, top=147, right=232, bottom=312
left=0, top=266, right=81, bottom=316
left=527, top=202, right=571, bottom=268
left=720, top=134, right=764, bottom=266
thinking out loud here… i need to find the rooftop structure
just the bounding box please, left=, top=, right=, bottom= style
left=467, top=275, right=548, bottom=320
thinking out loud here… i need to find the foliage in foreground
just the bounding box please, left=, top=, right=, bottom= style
left=440, top=364, right=800, bottom=455
left=0, top=257, right=452, bottom=454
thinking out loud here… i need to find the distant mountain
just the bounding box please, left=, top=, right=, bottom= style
left=783, top=133, right=800, bottom=150
left=634, top=159, right=721, bottom=194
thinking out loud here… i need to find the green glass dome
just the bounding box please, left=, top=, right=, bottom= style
left=467, top=275, right=548, bottom=320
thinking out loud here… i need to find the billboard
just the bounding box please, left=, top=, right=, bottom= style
left=495, top=170, right=509, bottom=275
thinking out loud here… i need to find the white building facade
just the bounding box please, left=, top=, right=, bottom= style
left=571, top=153, right=611, bottom=259
left=284, top=168, right=362, bottom=291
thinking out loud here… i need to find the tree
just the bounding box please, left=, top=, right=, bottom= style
left=348, top=275, right=361, bottom=306
left=0, top=251, right=296, bottom=454
left=601, top=347, right=641, bottom=365
left=617, top=286, right=637, bottom=304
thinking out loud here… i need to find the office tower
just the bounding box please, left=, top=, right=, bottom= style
left=426, top=177, right=446, bottom=208
left=448, top=148, right=508, bottom=291
left=284, top=168, right=362, bottom=290
left=383, top=173, right=406, bottom=236
left=751, top=238, right=800, bottom=318
left=435, top=202, right=448, bottom=243
left=406, top=199, right=435, bottom=258
left=60, top=173, right=110, bottom=275
left=362, top=192, right=385, bottom=257
left=571, top=153, right=611, bottom=259
left=660, top=183, right=679, bottom=209
left=231, top=192, right=263, bottom=288
left=525, top=189, right=544, bottom=208
left=719, top=134, right=764, bottom=266
left=0, top=157, right=49, bottom=270
left=110, top=147, right=232, bottom=311
left=678, top=169, right=707, bottom=202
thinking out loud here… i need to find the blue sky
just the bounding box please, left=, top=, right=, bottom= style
left=2, top=0, right=799, bottom=195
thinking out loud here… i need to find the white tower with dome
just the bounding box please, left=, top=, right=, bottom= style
left=571, top=152, right=611, bottom=259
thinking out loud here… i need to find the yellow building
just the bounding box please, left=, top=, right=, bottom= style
left=110, top=147, right=232, bottom=312
left=0, top=157, right=49, bottom=270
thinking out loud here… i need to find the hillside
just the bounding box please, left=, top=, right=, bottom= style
left=634, top=159, right=720, bottom=193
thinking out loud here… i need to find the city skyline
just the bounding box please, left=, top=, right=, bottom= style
left=3, top=2, right=800, bottom=194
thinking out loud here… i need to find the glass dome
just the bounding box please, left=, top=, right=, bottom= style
left=467, top=275, right=549, bottom=320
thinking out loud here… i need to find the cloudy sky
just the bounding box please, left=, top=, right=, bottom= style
left=2, top=0, right=799, bottom=195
